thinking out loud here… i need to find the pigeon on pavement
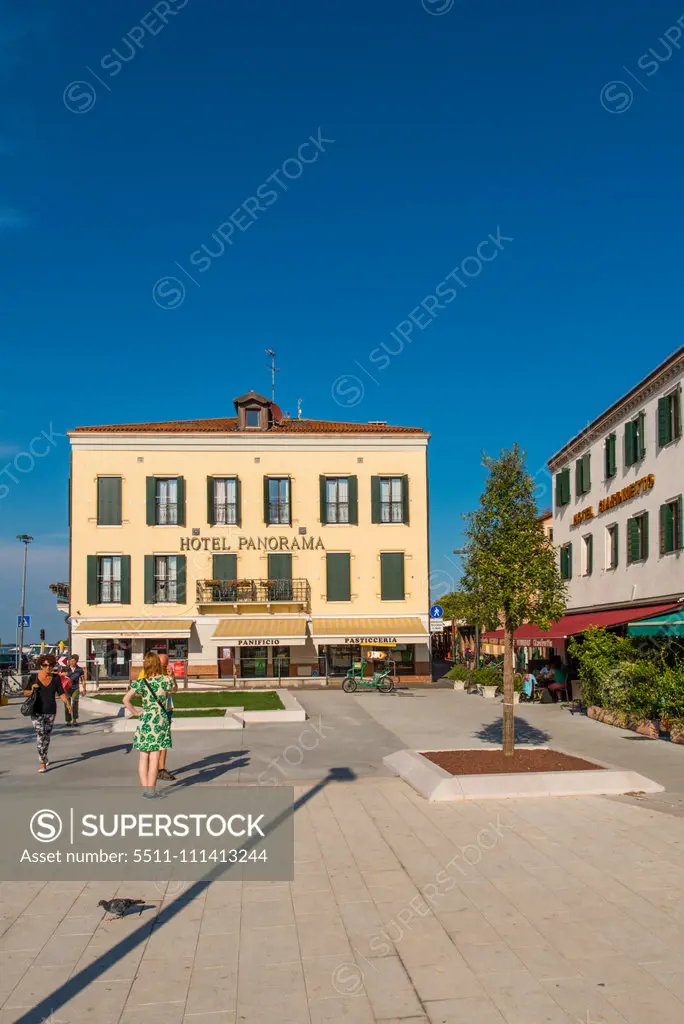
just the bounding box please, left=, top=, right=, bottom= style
left=98, top=898, right=145, bottom=919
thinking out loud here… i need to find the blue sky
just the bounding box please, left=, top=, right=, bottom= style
left=1, top=0, right=683, bottom=640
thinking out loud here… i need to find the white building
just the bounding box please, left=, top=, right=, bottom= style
left=548, top=345, right=683, bottom=616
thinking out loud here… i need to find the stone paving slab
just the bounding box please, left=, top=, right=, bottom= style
left=1, top=779, right=684, bottom=1022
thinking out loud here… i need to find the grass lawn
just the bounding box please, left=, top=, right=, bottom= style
left=173, top=708, right=226, bottom=718
left=90, top=691, right=284, bottom=711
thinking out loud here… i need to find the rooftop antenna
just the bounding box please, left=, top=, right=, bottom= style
left=265, top=349, right=278, bottom=403
left=297, top=398, right=303, bottom=419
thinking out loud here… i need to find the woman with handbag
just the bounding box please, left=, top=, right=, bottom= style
left=23, top=653, right=72, bottom=772
left=122, top=652, right=173, bottom=798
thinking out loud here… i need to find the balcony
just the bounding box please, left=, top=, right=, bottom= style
left=196, top=578, right=310, bottom=609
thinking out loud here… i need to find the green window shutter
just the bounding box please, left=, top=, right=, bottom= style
left=659, top=504, right=666, bottom=555
left=371, top=477, right=381, bottom=523
left=380, top=552, right=405, bottom=600
left=638, top=412, right=646, bottom=459
left=326, top=553, right=351, bottom=601
left=176, top=556, right=186, bottom=603
left=176, top=477, right=186, bottom=527
left=642, top=512, right=649, bottom=560
left=583, top=454, right=591, bottom=492
left=120, top=556, right=131, bottom=604
left=213, top=554, right=237, bottom=581
left=555, top=473, right=562, bottom=507
left=575, top=459, right=582, bottom=496
left=235, top=477, right=242, bottom=527
left=319, top=476, right=328, bottom=525
left=87, top=556, right=98, bottom=604
left=286, top=477, right=292, bottom=526
left=607, top=434, right=616, bottom=477
left=567, top=543, right=573, bottom=580
left=676, top=389, right=682, bottom=440
left=678, top=496, right=684, bottom=550
left=348, top=475, right=358, bottom=525
left=658, top=397, right=670, bottom=447
left=624, top=423, right=632, bottom=467
left=267, top=553, right=292, bottom=580
left=665, top=505, right=674, bottom=554
left=146, top=477, right=156, bottom=525
left=627, top=518, right=639, bottom=564
left=560, top=547, right=566, bottom=579
left=401, top=476, right=410, bottom=524
left=586, top=535, right=593, bottom=575
left=207, top=477, right=215, bottom=525
left=263, top=477, right=270, bottom=524
left=144, top=555, right=155, bottom=604
left=97, top=477, right=122, bottom=526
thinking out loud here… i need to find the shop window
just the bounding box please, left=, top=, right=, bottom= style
left=380, top=552, right=405, bottom=600
left=560, top=543, right=572, bottom=580
left=624, top=412, right=646, bottom=467
left=97, top=476, right=122, bottom=526
left=604, top=434, right=617, bottom=480
left=144, top=638, right=189, bottom=659
left=273, top=646, right=291, bottom=679
left=324, top=645, right=361, bottom=676
left=575, top=454, right=591, bottom=496
left=264, top=477, right=291, bottom=525
left=395, top=644, right=415, bottom=676
left=660, top=497, right=683, bottom=554
left=88, top=639, right=131, bottom=681
left=658, top=389, right=682, bottom=447
left=606, top=524, right=619, bottom=570
left=240, top=646, right=268, bottom=678
left=627, top=512, right=649, bottom=563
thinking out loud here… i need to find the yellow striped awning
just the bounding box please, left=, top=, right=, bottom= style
left=72, top=619, right=192, bottom=637
left=310, top=617, right=428, bottom=645
left=210, top=618, right=308, bottom=646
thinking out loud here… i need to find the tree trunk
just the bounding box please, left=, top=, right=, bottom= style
left=502, top=622, right=515, bottom=756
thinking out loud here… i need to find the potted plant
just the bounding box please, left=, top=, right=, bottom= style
left=447, top=663, right=470, bottom=691
left=472, top=666, right=499, bottom=698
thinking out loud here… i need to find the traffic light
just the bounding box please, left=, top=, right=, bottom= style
left=40, top=629, right=46, bottom=642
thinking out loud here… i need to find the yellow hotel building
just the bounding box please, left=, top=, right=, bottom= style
left=68, top=391, right=431, bottom=683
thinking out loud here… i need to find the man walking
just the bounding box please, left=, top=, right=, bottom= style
left=64, top=654, right=87, bottom=725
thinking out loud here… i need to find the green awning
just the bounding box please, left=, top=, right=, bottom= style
left=628, top=609, right=684, bottom=637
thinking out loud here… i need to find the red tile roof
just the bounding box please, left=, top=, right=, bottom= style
left=70, top=416, right=427, bottom=435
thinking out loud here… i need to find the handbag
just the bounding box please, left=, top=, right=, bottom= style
left=20, top=686, right=37, bottom=717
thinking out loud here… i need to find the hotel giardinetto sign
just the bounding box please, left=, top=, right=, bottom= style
left=572, top=474, right=655, bottom=527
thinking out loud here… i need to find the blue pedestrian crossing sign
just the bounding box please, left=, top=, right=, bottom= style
left=429, top=605, right=443, bottom=619
left=17, top=615, right=31, bottom=628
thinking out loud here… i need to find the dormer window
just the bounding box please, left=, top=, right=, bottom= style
left=233, top=390, right=280, bottom=431
left=246, top=408, right=261, bottom=428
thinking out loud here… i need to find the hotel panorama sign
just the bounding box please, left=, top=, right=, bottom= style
left=572, top=474, right=655, bottom=527
left=179, top=534, right=326, bottom=552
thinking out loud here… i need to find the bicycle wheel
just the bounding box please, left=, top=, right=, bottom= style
left=342, top=677, right=357, bottom=693
left=376, top=676, right=394, bottom=693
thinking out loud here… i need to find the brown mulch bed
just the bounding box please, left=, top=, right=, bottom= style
left=421, top=748, right=604, bottom=775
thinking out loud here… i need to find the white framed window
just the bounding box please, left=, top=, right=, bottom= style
left=98, top=556, right=121, bottom=603
left=214, top=478, right=238, bottom=525
left=155, top=555, right=178, bottom=603
left=380, top=477, right=403, bottom=523
left=156, top=478, right=178, bottom=525
left=326, top=477, right=349, bottom=523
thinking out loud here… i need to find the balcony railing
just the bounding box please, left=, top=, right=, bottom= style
left=196, top=578, right=310, bottom=607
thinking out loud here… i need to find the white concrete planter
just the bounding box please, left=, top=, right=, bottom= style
left=512, top=693, right=521, bottom=705
left=452, top=680, right=467, bottom=691
left=480, top=686, right=498, bottom=699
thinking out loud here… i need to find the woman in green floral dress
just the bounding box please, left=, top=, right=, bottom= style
left=123, top=652, right=174, bottom=798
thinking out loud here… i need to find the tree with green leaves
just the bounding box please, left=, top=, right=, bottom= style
left=438, top=591, right=481, bottom=627
left=461, top=444, right=566, bottom=754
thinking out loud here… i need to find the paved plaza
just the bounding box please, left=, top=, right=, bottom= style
left=2, top=690, right=684, bottom=1023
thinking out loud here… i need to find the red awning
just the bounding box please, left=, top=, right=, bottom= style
left=481, top=603, right=679, bottom=644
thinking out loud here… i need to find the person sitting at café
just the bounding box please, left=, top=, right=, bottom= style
left=547, top=658, right=568, bottom=701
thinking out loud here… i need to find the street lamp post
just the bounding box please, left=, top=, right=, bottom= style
left=16, top=535, right=33, bottom=677
left=452, top=547, right=480, bottom=668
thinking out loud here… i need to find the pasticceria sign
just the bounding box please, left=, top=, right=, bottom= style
left=572, top=474, right=655, bottom=527
left=180, top=535, right=325, bottom=552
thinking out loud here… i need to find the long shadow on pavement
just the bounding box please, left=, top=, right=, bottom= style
left=475, top=718, right=552, bottom=745
left=15, top=766, right=355, bottom=1024
left=169, top=750, right=250, bottom=789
